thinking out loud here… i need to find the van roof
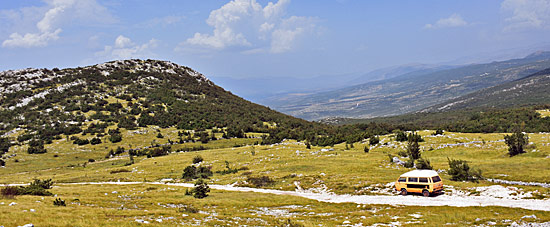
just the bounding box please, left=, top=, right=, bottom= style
left=400, top=170, right=439, bottom=178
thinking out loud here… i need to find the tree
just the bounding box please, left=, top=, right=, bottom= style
left=395, top=131, right=408, bottom=142
left=407, top=133, right=421, bottom=160
left=0, top=137, right=10, bottom=155
left=447, top=158, right=482, bottom=182
left=27, top=140, right=47, bottom=154
left=369, top=135, right=380, bottom=145
left=504, top=131, right=529, bottom=157
left=191, top=178, right=210, bottom=199
left=415, top=157, right=432, bottom=170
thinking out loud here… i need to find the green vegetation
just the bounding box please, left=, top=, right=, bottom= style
left=504, top=129, right=529, bottom=157
left=447, top=158, right=483, bottom=183
left=191, top=178, right=210, bottom=199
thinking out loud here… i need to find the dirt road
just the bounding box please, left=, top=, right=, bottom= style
left=54, top=181, right=550, bottom=211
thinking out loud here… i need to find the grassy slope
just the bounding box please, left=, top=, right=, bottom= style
left=2, top=131, right=550, bottom=226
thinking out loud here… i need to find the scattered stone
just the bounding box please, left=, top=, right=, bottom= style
left=18, top=224, right=34, bottom=227
left=343, top=220, right=351, bottom=224
left=30, top=209, right=35, bottom=212
left=521, top=215, right=537, bottom=219
left=9, top=202, right=17, bottom=206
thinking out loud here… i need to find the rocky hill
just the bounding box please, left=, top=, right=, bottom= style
left=0, top=59, right=313, bottom=144
left=269, top=51, right=550, bottom=120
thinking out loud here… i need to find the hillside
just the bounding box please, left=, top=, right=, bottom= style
left=0, top=59, right=317, bottom=143
left=269, top=51, right=550, bottom=120
left=421, top=68, right=550, bottom=112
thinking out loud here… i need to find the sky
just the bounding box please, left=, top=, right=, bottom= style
left=1, top=0, right=550, bottom=79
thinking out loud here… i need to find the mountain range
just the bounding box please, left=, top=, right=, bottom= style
left=265, top=51, right=550, bottom=120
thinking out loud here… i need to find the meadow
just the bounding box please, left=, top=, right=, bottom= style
left=1, top=129, right=550, bottom=226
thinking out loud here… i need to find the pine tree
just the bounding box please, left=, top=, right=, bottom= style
left=504, top=130, right=529, bottom=157
left=192, top=178, right=210, bottom=199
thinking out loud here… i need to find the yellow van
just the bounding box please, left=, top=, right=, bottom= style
left=395, top=170, right=443, bottom=197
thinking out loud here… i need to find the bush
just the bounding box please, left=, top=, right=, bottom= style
left=432, top=129, right=444, bottom=135
left=0, top=159, right=5, bottom=167
left=1, top=186, right=19, bottom=198
left=403, top=158, right=415, bottom=168
left=247, top=176, right=274, bottom=187
left=415, top=157, right=433, bottom=170
left=363, top=146, right=369, bottom=153
left=109, top=133, right=122, bottom=143
left=73, top=138, right=89, bottom=145
left=395, top=131, right=408, bottom=142
left=504, top=131, right=529, bottom=157
left=192, top=155, right=203, bottom=164
left=90, top=137, right=102, bottom=145
left=191, top=178, right=210, bottom=199
left=182, top=165, right=213, bottom=181
left=447, top=158, right=482, bottom=182
left=369, top=135, right=380, bottom=145
left=27, top=140, right=47, bottom=154
left=156, top=132, right=164, bottom=138
left=217, top=161, right=239, bottom=175
left=7, top=179, right=54, bottom=196
left=53, top=198, right=66, bottom=206
left=110, top=169, right=131, bottom=174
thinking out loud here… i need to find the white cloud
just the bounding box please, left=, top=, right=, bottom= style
left=501, top=0, right=550, bottom=31
left=2, top=0, right=113, bottom=48
left=96, top=35, right=159, bottom=60
left=180, top=0, right=316, bottom=53
left=424, top=13, right=468, bottom=29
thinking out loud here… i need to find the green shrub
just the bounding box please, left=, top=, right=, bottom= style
left=504, top=131, right=529, bottom=157
left=27, top=140, right=47, bottom=154
left=369, top=135, right=380, bottom=145
left=192, top=155, right=203, bottom=164
left=415, top=157, right=433, bottom=170
left=90, top=137, right=102, bottom=145
left=53, top=198, right=66, bottom=206
left=247, top=176, right=274, bottom=187
left=191, top=178, right=210, bottom=199
left=403, top=158, right=415, bottom=168
left=395, top=131, right=408, bottom=142
left=182, top=165, right=213, bottom=181
left=1, top=186, right=19, bottom=198
left=447, top=158, right=482, bottom=182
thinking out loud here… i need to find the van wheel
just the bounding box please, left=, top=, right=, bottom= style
left=400, top=188, right=407, bottom=196
left=422, top=190, right=430, bottom=197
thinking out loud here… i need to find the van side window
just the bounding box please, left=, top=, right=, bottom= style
left=409, top=177, right=418, bottom=182
left=398, top=177, right=406, bottom=182
left=432, top=176, right=441, bottom=183
left=419, top=177, right=428, bottom=183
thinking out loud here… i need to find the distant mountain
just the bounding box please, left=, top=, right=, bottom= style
left=211, top=64, right=454, bottom=105
left=269, top=51, right=550, bottom=120
left=421, top=67, right=550, bottom=112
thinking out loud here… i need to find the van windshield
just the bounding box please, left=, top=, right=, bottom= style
left=398, top=177, right=406, bottom=182
left=432, top=176, right=441, bottom=183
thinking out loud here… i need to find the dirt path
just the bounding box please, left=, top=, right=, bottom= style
left=55, top=181, right=550, bottom=212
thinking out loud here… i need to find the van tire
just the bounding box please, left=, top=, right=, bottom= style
left=422, top=190, right=430, bottom=197
left=400, top=188, right=407, bottom=196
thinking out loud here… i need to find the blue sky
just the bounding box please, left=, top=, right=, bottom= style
left=1, top=0, right=550, bottom=79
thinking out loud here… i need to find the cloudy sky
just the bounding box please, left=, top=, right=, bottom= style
left=1, top=0, right=550, bottom=79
